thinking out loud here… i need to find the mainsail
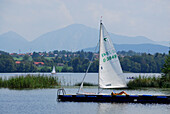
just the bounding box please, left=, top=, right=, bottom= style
left=51, top=66, right=56, bottom=74
left=99, top=22, right=127, bottom=88
left=78, top=21, right=127, bottom=93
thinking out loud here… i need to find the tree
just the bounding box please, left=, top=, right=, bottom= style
left=89, top=60, right=99, bottom=72
left=0, top=55, right=16, bottom=72
left=32, top=52, right=40, bottom=58
left=23, top=55, right=30, bottom=61
left=62, top=65, right=69, bottom=72
left=161, top=51, right=170, bottom=88
left=71, top=57, right=81, bottom=72
left=162, top=51, right=170, bottom=74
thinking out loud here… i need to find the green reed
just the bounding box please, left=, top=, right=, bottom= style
left=127, top=74, right=170, bottom=88
left=0, top=74, right=60, bottom=89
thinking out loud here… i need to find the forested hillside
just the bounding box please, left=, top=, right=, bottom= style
left=0, top=50, right=167, bottom=73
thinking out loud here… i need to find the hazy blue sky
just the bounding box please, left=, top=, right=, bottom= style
left=0, top=0, right=170, bottom=42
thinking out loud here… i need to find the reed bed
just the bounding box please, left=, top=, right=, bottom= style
left=127, top=74, right=170, bottom=88
left=0, top=74, right=60, bottom=89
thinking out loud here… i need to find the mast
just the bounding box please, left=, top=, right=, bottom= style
left=98, top=19, right=102, bottom=94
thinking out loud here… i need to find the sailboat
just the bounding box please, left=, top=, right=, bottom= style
left=51, top=66, right=56, bottom=74
left=57, top=20, right=170, bottom=103
left=77, top=20, right=127, bottom=94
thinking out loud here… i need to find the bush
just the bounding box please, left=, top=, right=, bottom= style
left=127, top=75, right=170, bottom=88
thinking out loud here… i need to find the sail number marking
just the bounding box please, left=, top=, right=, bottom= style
left=101, top=50, right=117, bottom=62
left=103, top=54, right=117, bottom=62
left=102, top=50, right=116, bottom=57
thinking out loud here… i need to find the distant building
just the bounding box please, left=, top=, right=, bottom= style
left=57, top=63, right=64, bottom=66
left=34, top=62, right=45, bottom=66
left=94, top=53, right=99, bottom=59
left=15, top=61, right=21, bottom=64
left=18, top=54, right=25, bottom=56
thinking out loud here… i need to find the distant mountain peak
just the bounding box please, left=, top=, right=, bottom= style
left=66, top=23, right=88, bottom=28
left=0, top=24, right=168, bottom=53
left=0, top=31, right=24, bottom=39
left=2, top=31, right=17, bottom=35
left=60, top=24, right=93, bottom=32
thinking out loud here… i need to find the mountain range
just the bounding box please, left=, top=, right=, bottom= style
left=83, top=44, right=168, bottom=54
left=0, top=24, right=169, bottom=54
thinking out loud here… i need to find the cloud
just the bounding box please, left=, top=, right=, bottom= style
left=0, top=0, right=73, bottom=41
left=88, top=4, right=122, bottom=23
left=0, top=0, right=170, bottom=41
left=86, top=0, right=170, bottom=41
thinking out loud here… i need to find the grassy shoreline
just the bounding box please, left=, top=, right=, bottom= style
left=127, top=74, right=170, bottom=88
left=0, top=74, right=60, bottom=89
left=1, top=74, right=169, bottom=89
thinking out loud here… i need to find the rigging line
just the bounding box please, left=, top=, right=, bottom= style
left=77, top=42, right=99, bottom=93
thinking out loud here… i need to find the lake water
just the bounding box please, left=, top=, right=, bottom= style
left=1, top=73, right=169, bottom=114
left=0, top=88, right=170, bottom=114
left=0, top=73, right=161, bottom=86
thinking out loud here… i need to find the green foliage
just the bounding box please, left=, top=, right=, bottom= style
left=0, top=50, right=9, bottom=55
left=32, top=52, right=41, bottom=58
left=0, top=74, right=60, bottom=89
left=0, top=77, right=2, bottom=87
left=120, top=53, right=166, bottom=73
left=128, top=74, right=170, bottom=88
left=160, top=52, right=170, bottom=88
left=128, top=52, right=170, bottom=88
left=56, top=66, right=63, bottom=72
left=61, top=65, right=73, bottom=72
left=16, top=62, right=37, bottom=72
left=0, top=55, right=16, bottom=72
left=161, top=51, right=170, bottom=74
left=89, top=60, right=99, bottom=72
left=128, top=76, right=161, bottom=88
left=45, top=57, right=55, bottom=60
left=33, top=56, right=54, bottom=66
left=39, top=66, right=51, bottom=72
left=23, top=55, right=29, bottom=61
left=13, top=57, right=23, bottom=61
left=0, top=50, right=168, bottom=73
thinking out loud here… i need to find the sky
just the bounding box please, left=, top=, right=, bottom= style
left=0, top=0, right=170, bottom=42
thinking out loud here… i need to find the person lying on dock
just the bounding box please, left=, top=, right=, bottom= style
left=111, top=91, right=128, bottom=95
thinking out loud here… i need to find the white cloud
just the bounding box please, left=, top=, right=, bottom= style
left=86, top=0, right=170, bottom=41
left=0, top=0, right=170, bottom=41
left=0, top=0, right=73, bottom=41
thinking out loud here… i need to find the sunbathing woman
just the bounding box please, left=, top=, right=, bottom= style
left=111, top=91, right=128, bottom=95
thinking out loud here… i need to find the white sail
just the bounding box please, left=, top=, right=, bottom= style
left=51, top=66, right=56, bottom=74
left=99, top=22, right=127, bottom=88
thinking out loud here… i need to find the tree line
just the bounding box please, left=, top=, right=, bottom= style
left=128, top=51, right=170, bottom=88
left=0, top=50, right=168, bottom=73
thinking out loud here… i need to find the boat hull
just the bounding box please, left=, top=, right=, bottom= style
left=57, top=94, right=170, bottom=104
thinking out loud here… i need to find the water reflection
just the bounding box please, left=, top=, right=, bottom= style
left=0, top=88, right=169, bottom=114
left=97, top=103, right=170, bottom=114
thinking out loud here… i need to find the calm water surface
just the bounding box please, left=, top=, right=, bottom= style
left=0, top=88, right=170, bottom=114
left=0, top=73, right=169, bottom=114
